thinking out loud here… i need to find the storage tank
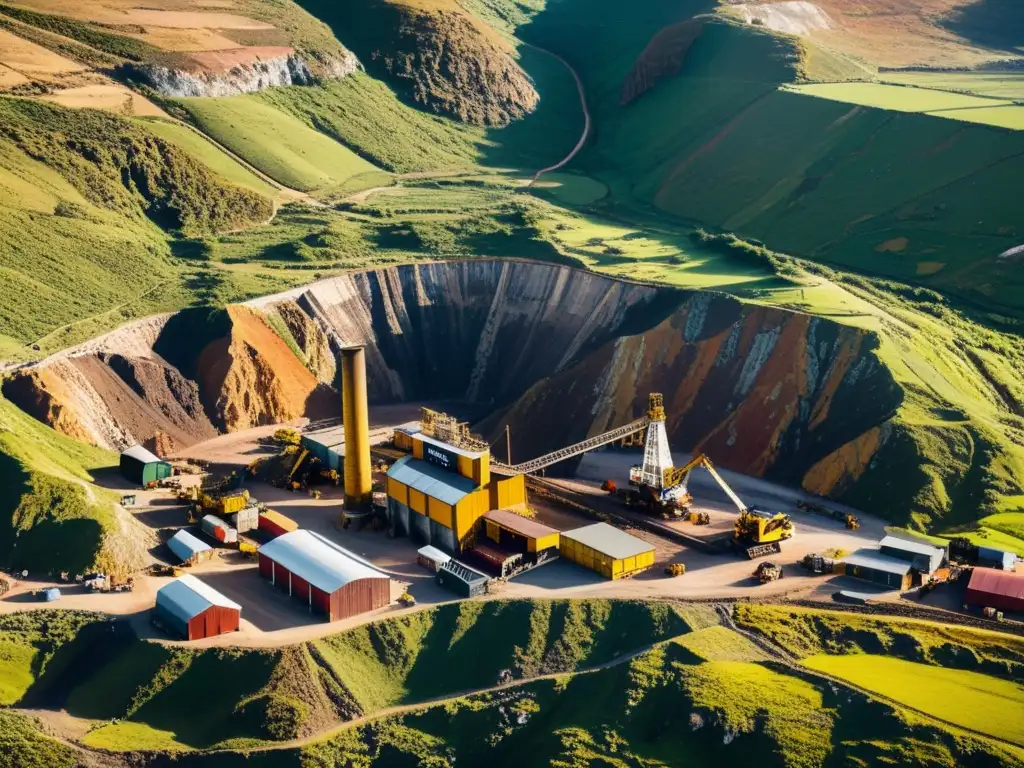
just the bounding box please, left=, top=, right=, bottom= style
left=340, top=346, right=372, bottom=510
left=201, top=514, right=238, bottom=544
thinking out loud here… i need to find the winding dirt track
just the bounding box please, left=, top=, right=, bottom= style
left=527, top=45, right=591, bottom=185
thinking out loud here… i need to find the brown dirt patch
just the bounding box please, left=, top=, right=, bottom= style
left=39, top=84, right=168, bottom=117
left=187, top=45, right=295, bottom=73
left=0, top=28, right=85, bottom=77
left=875, top=236, right=909, bottom=253
left=0, top=64, right=29, bottom=89
left=116, top=9, right=275, bottom=29
left=128, top=26, right=245, bottom=53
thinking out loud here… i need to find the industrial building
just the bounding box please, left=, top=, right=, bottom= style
left=301, top=424, right=347, bottom=472
left=385, top=412, right=526, bottom=553
left=559, top=523, right=655, bottom=580
left=483, top=509, right=560, bottom=556
left=258, top=530, right=390, bottom=621
left=842, top=549, right=913, bottom=591
left=879, top=535, right=945, bottom=575
left=168, top=529, right=213, bottom=566
left=436, top=559, right=489, bottom=597
left=964, top=568, right=1024, bottom=613
left=120, top=445, right=172, bottom=487
left=154, top=575, right=241, bottom=640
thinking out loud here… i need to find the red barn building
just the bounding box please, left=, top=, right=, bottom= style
left=964, top=568, right=1024, bottom=613
left=154, top=575, right=241, bottom=640
left=258, top=530, right=391, bottom=621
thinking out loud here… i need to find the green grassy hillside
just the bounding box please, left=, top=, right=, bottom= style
left=1, top=600, right=682, bottom=753
left=6, top=602, right=1024, bottom=766
left=0, top=395, right=141, bottom=576
left=169, top=612, right=1023, bottom=768
left=174, top=95, right=383, bottom=194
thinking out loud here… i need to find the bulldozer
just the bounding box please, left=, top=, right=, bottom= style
left=664, top=562, right=686, bottom=577
left=755, top=561, right=783, bottom=583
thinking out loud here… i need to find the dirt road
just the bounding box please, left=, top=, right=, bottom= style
left=527, top=45, right=591, bottom=184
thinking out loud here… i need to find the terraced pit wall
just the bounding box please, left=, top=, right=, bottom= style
left=3, top=261, right=899, bottom=505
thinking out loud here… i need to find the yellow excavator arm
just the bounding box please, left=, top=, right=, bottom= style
left=662, top=454, right=749, bottom=514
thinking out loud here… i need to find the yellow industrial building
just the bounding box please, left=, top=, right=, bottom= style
left=386, top=418, right=526, bottom=553
left=560, top=522, right=655, bottom=580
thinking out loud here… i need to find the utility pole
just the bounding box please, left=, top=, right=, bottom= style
left=505, top=424, right=512, bottom=465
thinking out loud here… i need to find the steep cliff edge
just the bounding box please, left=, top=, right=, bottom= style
left=493, top=292, right=901, bottom=492
left=129, top=47, right=359, bottom=98
left=4, top=261, right=906, bottom=522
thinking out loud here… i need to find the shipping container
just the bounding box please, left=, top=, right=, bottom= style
left=232, top=505, right=260, bottom=534
left=259, top=509, right=298, bottom=538
left=201, top=514, right=238, bottom=544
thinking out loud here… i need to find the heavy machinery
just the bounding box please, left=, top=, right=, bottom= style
left=665, top=563, right=686, bottom=577
left=796, top=500, right=860, bottom=530
left=755, top=562, right=783, bottom=584
left=688, top=511, right=711, bottom=525
left=621, top=394, right=794, bottom=557
left=601, top=479, right=617, bottom=494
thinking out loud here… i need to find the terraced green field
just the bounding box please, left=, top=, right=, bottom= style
left=175, top=96, right=382, bottom=193
left=881, top=71, right=1024, bottom=100
left=137, top=118, right=281, bottom=199
left=802, top=654, right=1024, bottom=745
left=786, top=82, right=1014, bottom=113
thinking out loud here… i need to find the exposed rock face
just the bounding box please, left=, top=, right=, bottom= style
left=384, top=10, right=538, bottom=125
left=129, top=47, right=359, bottom=98
left=492, top=293, right=901, bottom=486
left=4, top=261, right=899, bottom=501
left=621, top=20, right=704, bottom=105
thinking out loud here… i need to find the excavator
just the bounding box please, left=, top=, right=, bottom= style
left=624, top=396, right=793, bottom=558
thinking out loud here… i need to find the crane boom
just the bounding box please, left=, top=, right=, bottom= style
left=698, top=456, right=749, bottom=514
left=662, top=453, right=748, bottom=513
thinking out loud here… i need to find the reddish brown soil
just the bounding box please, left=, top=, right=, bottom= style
left=196, top=306, right=322, bottom=431
left=184, top=46, right=295, bottom=73
left=72, top=354, right=217, bottom=447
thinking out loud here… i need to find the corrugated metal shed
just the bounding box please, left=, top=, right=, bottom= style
left=417, top=545, right=451, bottom=566
left=561, top=523, right=652, bottom=560
left=843, top=549, right=913, bottom=576
left=157, top=575, right=241, bottom=625
left=258, top=530, right=384, bottom=593
left=436, top=558, right=489, bottom=597
left=168, top=529, right=212, bottom=563
left=978, top=547, right=1018, bottom=571
left=122, top=445, right=163, bottom=464
left=484, top=509, right=558, bottom=540
left=387, top=456, right=476, bottom=506
left=879, top=535, right=945, bottom=573
left=965, top=568, right=1024, bottom=612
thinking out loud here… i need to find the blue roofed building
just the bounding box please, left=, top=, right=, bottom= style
left=154, top=575, right=240, bottom=640
left=167, top=529, right=213, bottom=566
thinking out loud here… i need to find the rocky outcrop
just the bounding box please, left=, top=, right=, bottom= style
left=5, top=261, right=900, bottom=498
left=621, top=20, right=704, bottom=105
left=129, top=47, right=359, bottom=98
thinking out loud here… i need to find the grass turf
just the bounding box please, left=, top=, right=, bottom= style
left=174, top=95, right=380, bottom=193
left=802, top=654, right=1024, bottom=745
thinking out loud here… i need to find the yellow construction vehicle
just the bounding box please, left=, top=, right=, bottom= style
left=664, top=563, right=686, bottom=577
left=667, top=453, right=793, bottom=558
left=276, top=447, right=310, bottom=489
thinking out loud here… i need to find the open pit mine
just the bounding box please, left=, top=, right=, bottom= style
left=4, top=261, right=901, bottom=505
